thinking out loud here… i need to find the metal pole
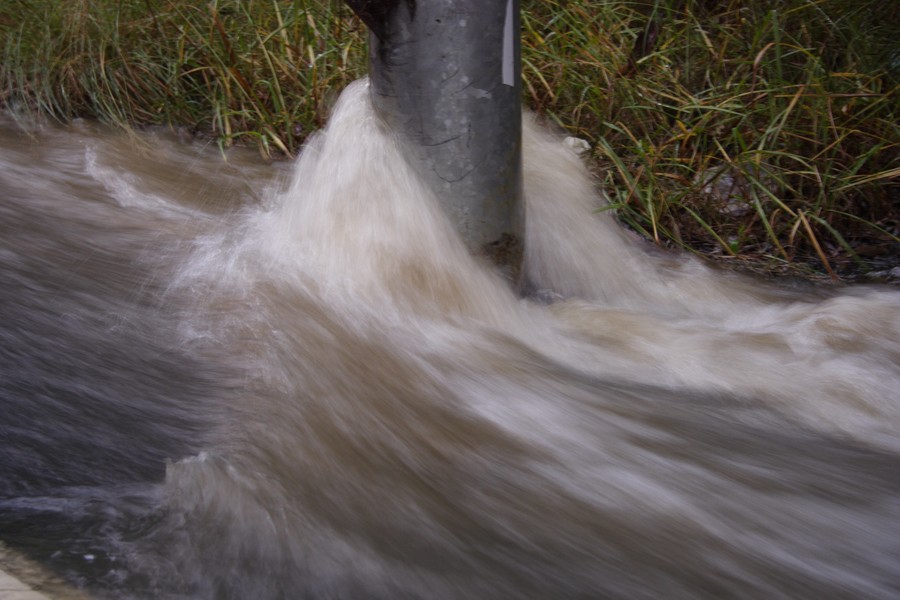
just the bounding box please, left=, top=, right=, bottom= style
left=346, top=0, right=523, bottom=269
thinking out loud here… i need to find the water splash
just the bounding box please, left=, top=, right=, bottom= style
left=1, top=81, right=899, bottom=599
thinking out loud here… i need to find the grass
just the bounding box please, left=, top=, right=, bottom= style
left=1, top=0, right=897, bottom=279
left=522, top=0, right=899, bottom=279
left=0, top=0, right=366, bottom=156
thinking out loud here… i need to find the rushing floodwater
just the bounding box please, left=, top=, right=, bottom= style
left=1, top=80, right=899, bottom=599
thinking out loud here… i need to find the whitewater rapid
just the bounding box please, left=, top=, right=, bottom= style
left=1, top=80, right=898, bottom=599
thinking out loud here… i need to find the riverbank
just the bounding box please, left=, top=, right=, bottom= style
left=1, top=0, right=897, bottom=279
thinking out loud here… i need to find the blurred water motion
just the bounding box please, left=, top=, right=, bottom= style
left=1, top=80, right=899, bottom=599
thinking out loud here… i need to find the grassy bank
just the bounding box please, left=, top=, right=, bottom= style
left=1, top=0, right=897, bottom=278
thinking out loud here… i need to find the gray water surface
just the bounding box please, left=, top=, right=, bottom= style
left=1, top=81, right=899, bottom=599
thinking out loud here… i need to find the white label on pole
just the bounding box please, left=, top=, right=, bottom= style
left=502, top=0, right=514, bottom=86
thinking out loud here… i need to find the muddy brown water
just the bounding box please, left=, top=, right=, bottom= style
left=1, top=80, right=899, bottom=599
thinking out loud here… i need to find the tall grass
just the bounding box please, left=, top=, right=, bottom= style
left=1, top=0, right=897, bottom=277
left=521, top=0, right=898, bottom=278
left=0, top=0, right=367, bottom=156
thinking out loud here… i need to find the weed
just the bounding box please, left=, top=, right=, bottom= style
left=1, top=0, right=897, bottom=277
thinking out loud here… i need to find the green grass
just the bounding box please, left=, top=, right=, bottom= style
left=522, top=0, right=898, bottom=279
left=1, top=0, right=897, bottom=278
left=0, top=0, right=366, bottom=156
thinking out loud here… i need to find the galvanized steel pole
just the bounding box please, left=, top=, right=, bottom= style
left=346, top=0, right=523, bottom=269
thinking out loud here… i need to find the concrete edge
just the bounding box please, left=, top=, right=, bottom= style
left=0, top=543, right=89, bottom=600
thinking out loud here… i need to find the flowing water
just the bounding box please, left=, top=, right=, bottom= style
left=1, top=80, right=899, bottom=599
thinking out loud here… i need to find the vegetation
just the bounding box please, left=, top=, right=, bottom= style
left=0, top=0, right=364, bottom=156
left=1, top=0, right=897, bottom=279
